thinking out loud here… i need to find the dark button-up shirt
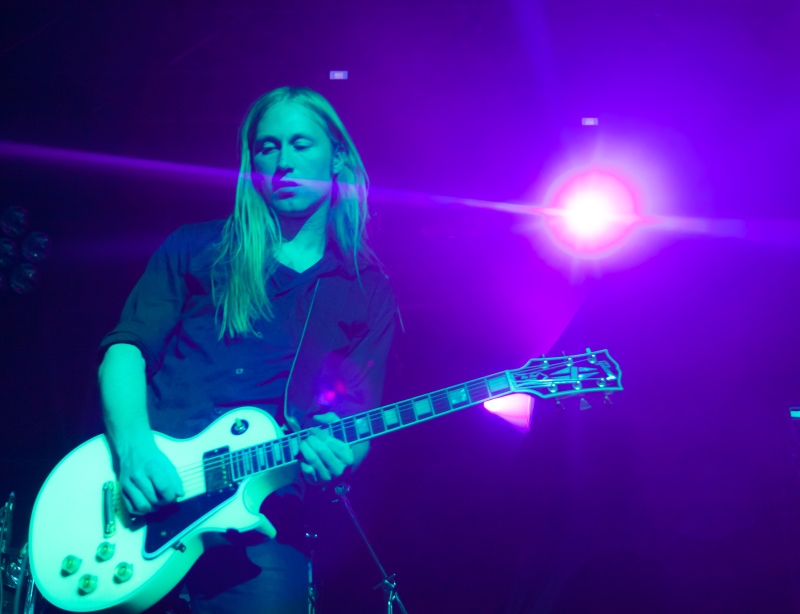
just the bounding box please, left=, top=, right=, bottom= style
left=100, top=220, right=396, bottom=439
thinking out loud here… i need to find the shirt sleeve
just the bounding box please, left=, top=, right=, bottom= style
left=98, top=227, right=192, bottom=376
left=308, top=272, right=398, bottom=423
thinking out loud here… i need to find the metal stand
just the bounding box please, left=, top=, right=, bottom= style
left=306, top=531, right=319, bottom=614
left=333, top=484, right=408, bottom=614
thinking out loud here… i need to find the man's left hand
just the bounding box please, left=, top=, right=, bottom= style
left=297, top=412, right=369, bottom=485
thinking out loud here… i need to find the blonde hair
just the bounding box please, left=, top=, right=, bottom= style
left=212, top=86, right=376, bottom=338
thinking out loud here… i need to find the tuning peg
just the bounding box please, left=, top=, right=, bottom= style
left=555, top=400, right=564, bottom=410
left=586, top=348, right=597, bottom=364
left=579, top=398, right=592, bottom=411
left=541, top=354, right=549, bottom=367
left=603, top=395, right=613, bottom=405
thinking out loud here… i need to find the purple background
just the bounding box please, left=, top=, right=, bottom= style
left=2, top=1, right=800, bottom=612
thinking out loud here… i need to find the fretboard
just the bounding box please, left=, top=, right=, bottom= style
left=223, top=369, right=522, bottom=483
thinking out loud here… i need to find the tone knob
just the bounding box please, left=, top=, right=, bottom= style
left=61, top=555, right=82, bottom=576
left=96, top=542, right=115, bottom=561
left=114, top=562, right=134, bottom=583
left=78, top=574, right=98, bottom=595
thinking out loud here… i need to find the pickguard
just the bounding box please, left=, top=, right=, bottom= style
left=140, top=486, right=237, bottom=558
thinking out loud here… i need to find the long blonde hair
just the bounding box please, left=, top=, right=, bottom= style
left=212, top=86, right=376, bottom=339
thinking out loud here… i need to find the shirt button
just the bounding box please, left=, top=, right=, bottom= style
left=235, top=368, right=244, bottom=375
left=212, top=407, right=223, bottom=415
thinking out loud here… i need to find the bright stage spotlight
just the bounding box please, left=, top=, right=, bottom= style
left=544, top=170, right=640, bottom=256
left=484, top=394, right=532, bottom=431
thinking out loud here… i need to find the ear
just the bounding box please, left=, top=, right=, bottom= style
left=332, top=145, right=346, bottom=175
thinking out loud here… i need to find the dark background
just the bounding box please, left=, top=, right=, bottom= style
left=2, top=1, right=800, bottom=612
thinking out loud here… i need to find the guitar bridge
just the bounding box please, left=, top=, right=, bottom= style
left=102, top=481, right=116, bottom=538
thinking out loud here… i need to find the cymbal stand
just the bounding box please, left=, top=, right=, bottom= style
left=333, top=484, right=408, bottom=614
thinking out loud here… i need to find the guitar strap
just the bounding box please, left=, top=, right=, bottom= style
left=283, top=277, right=336, bottom=431
left=283, top=272, right=364, bottom=432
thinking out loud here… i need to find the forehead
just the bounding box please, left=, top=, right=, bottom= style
left=255, top=100, right=327, bottom=139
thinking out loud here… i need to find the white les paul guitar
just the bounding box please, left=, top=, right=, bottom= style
left=29, top=349, right=622, bottom=613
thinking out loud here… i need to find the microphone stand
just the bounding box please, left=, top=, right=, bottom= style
left=333, top=484, right=408, bottom=614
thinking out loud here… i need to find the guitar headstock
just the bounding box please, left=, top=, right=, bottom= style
left=508, top=349, right=622, bottom=399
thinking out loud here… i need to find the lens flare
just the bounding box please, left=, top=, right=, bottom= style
left=545, top=170, right=640, bottom=256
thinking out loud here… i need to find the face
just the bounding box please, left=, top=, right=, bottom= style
left=252, top=99, right=344, bottom=218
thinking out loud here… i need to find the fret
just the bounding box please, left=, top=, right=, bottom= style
left=343, top=417, right=358, bottom=443
left=486, top=373, right=511, bottom=395
left=233, top=451, right=244, bottom=481
left=228, top=452, right=237, bottom=481
left=355, top=415, right=371, bottom=437
left=412, top=396, right=433, bottom=419
left=383, top=405, right=400, bottom=428
left=237, top=450, right=245, bottom=477
left=331, top=421, right=346, bottom=443
left=398, top=401, right=415, bottom=426
left=369, top=409, right=386, bottom=434
left=446, top=386, right=470, bottom=408
left=432, top=392, right=450, bottom=415
left=244, top=449, right=253, bottom=476
left=467, top=380, right=489, bottom=404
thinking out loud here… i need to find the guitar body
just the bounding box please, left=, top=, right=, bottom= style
left=29, top=408, right=297, bottom=613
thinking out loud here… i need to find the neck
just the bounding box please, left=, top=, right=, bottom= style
left=276, top=202, right=329, bottom=273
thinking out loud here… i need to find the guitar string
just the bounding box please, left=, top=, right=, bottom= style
left=168, top=397, right=464, bottom=486
left=169, top=382, right=496, bottom=484
left=169, top=372, right=610, bottom=489
left=173, top=387, right=612, bottom=491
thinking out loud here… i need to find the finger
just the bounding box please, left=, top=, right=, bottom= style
left=150, top=470, right=177, bottom=503
left=130, top=471, right=160, bottom=506
left=325, top=438, right=355, bottom=467
left=305, top=437, right=347, bottom=479
left=121, top=480, right=153, bottom=514
left=312, top=435, right=354, bottom=471
left=299, top=439, right=332, bottom=482
left=299, top=461, right=318, bottom=485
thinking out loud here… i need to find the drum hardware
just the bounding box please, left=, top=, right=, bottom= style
left=1, top=493, right=38, bottom=614
left=333, top=483, right=408, bottom=614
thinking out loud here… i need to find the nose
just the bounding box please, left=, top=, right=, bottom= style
left=276, top=146, right=294, bottom=170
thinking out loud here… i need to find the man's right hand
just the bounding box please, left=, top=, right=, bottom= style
left=116, top=435, right=185, bottom=515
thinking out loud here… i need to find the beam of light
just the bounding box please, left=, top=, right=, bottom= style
left=0, top=140, right=238, bottom=183
left=5, top=141, right=800, bottom=251
left=484, top=394, right=532, bottom=431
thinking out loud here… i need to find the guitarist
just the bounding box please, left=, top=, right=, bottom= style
left=97, top=86, right=397, bottom=613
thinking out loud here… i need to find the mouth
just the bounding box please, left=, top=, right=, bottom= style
left=273, top=180, right=301, bottom=191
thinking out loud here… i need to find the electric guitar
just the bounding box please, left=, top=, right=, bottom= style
left=29, top=349, right=622, bottom=613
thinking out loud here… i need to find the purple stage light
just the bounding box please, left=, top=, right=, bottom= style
left=484, top=394, right=532, bottom=431
left=544, top=170, right=640, bottom=256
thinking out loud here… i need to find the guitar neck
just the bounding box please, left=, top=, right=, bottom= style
left=224, top=370, right=519, bottom=483
left=219, top=349, right=621, bottom=484
left=321, top=369, right=517, bottom=445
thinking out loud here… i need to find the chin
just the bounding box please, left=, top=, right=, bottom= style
left=272, top=196, right=329, bottom=219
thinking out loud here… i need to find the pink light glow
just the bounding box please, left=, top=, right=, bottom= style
left=544, top=170, right=640, bottom=256
left=484, top=394, right=532, bottom=431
